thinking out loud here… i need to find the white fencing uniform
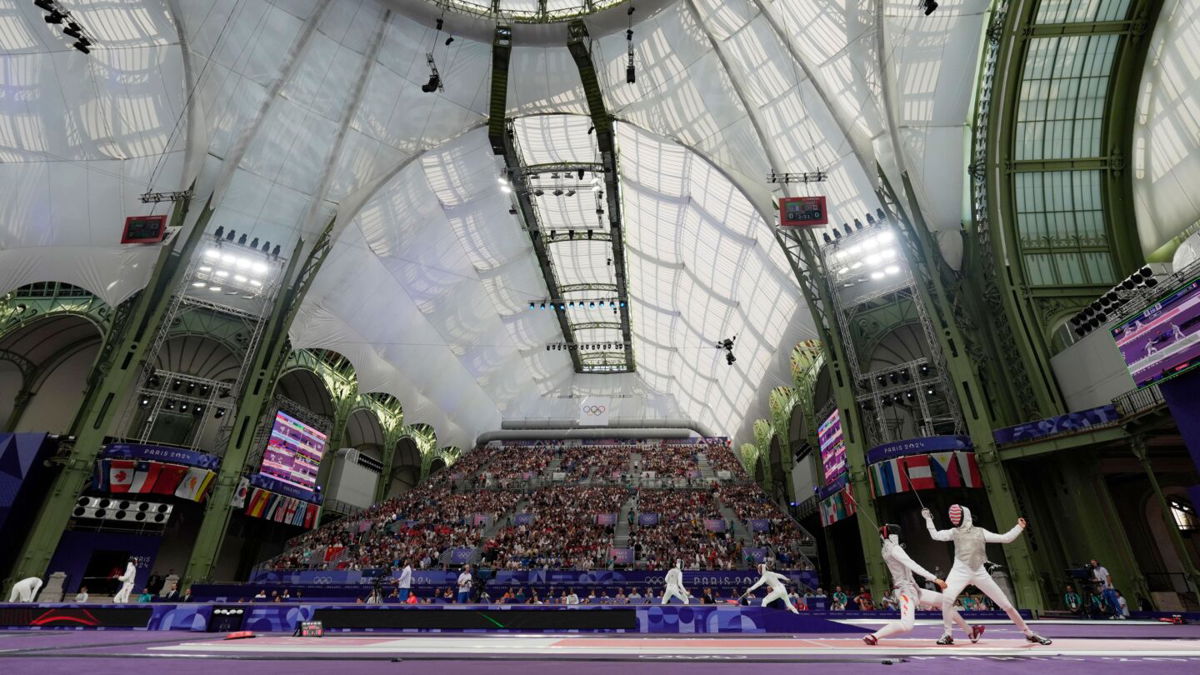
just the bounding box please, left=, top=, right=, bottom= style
left=924, top=506, right=1038, bottom=640
left=870, top=536, right=972, bottom=640
left=112, top=562, right=137, bottom=604
left=746, top=565, right=799, bottom=613
left=661, top=562, right=690, bottom=605
left=8, top=577, right=43, bottom=603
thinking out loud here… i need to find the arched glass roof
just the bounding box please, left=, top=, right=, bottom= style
left=2, top=0, right=1130, bottom=448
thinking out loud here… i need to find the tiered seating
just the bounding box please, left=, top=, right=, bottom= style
left=716, top=484, right=815, bottom=567
left=266, top=438, right=812, bottom=576
left=629, top=489, right=740, bottom=570
left=481, top=485, right=629, bottom=569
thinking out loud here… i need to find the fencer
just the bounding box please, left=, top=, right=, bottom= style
left=112, top=558, right=138, bottom=604
left=661, top=560, right=690, bottom=605
left=862, top=524, right=982, bottom=645
left=8, top=577, right=43, bottom=603
left=923, top=505, right=1052, bottom=645
left=744, top=563, right=800, bottom=613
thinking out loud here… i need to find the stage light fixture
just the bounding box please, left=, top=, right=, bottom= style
left=44, top=10, right=65, bottom=23
left=923, top=0, right=938, bottom=15
left=35, top=0, right=57, bottom=11
left=139, top=397, right=150, bottom=408
left=64, top=22, right=82, bottom=39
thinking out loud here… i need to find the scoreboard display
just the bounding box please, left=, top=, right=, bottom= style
left=121, top=215, right=168, bottom=244
left=779, top=196, right=828, bottom=227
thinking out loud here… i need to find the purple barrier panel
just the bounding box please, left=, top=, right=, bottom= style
left=704, top=518, right=726, bottom=532
left=514, top=513, right=535, bottom=526
left=638, top=513, right=659, bottom=526
left=610, top=548, right=634, bottom=564
left=749, top=519, right=771, bottom=532
left=595, top=513, right=617, bottom=526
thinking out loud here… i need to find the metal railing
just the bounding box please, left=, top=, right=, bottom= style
left=1113, top=384, right=1166, bottom=418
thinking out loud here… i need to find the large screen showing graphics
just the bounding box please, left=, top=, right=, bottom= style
left=259, top=411, right=327, bottom=493
left=1112, top=274, right=1200, bottom=388
left=818, top=409, right=847, bottom=483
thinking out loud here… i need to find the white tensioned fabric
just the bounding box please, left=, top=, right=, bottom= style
left=177, top=0, right=494, bottom=255
left=291, top=129, right=556, bottom=449
left=0, top=0, right=187, bottom=305
left=1133, top=0, right=1200, bottom=256
left=615, top=121, right=816, bottom=442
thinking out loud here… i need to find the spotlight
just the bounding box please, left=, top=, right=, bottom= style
left=193, top=405, right=204, bottom=417
left=876, top=375, right=887, bottom=386
left=534, top=189, right=544, bottom=196
left=854, top=219, right=864, bottom=231
left=918, top=364, right=931, bottom=377
left=225, top=229, right=235, bottom=241
left=926, top=387, right=936, bottom=396
left=725, top=353, right=736, bottom=365
left=186, top=382, right=196, bottom=393
left=72, top=40, right=90, bottom=54
left=139, top=397, right=150, bottom=408
left=823, top=233, right=833, bottom=244
left=892, top=394, right=904, bottom=404
left=882, top=396, right=893, bottom=407
left=237, top=233, right=247, bottom=245
left=900, top=370, right=911, bottom=382
left=215, top=407, right=227, bottom=419
left=271, top=244, right=281, bottom=257
left=35, top=0, right=56, bottom=11
left=421, top=73, right=441, bottom=93
left=45, top=10, right=65, bottom=24
left=577, top=170, right=585, bottom=180
left=553, top=189, right=563, bottom=196
left=566, top=189, right=576, bottom=197
left=905, top=390, right=916, bottom=401
left=164, top=400, right=175, bottom=411
left=626, top=64, right=636, bottom=84
left=843, top=223, right=853, bottom=237
left=1145, top=277, right=1158, bottom=288
left=172, top=379, right=182, bottom=391
left=213, top=226, right=224, bottom=240
left=63, top=22, right=82, bottom=39
left=178, top=403, right=189, bottom=414
left=540, top=303, right=546, bottom=310
left=889, top=372, right=899, bottom=384
left=833, top=229, right=842, bottom=240
left=529, top=302, right=535, bottom=310
left=445, top=36, right=454, bottom=46
left=250, top=237, right=259, bottom=249
left=923, top=0, right=938, bottom=16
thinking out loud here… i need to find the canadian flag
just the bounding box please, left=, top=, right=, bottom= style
left=109, top=460, right=136, bottom=493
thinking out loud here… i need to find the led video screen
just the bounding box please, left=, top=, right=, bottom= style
left=818, top=409, right=847, bottom=484
left=259, top=411, right=327, bottom=493
left=1111, top=274, right=1200, bottom=388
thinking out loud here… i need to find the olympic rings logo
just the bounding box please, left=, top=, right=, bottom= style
left=582, top=405, right=607, bottom=415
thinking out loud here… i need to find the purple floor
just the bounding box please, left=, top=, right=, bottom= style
left=1, top=622, right=1198, bottom=674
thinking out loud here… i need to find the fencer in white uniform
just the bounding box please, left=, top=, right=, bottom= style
left=863, top=524, right=982, bottom=645
left=745, top=563, right=800, bottom=613
left=661, top=560, right=690, bottom=605
left=112, top=559, right=137, bottom=604
left=8, top=577, right=43, bottom=603
left=923, top=505, right=1051, bottom=645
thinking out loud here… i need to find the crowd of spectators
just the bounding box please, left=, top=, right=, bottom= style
left=716, top=484, right=814, bottom=566
left=635, top=445, right=701, bottom=478
left=629, top=489, right=741, bottom=570
left=558, top=444, right=633, bottom=480
left=482, top=485, right=630, bottom=569
left=701, top=442, right=746, bottom=478
left=266, top=438, right=817, bottom=576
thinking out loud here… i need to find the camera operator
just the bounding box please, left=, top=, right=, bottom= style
left=1090, top=559, right=1122, bottom=619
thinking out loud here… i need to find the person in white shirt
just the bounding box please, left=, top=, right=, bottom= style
left=456, top=565, right=473, bottom=604
left=862, top=524, right=981, bottom=646
left=565, top=589, right=580, bottom=605
left=1117, top=590, right=1130, bottom=618
left=112, top=560, right=137, bottom=604
left=924, top=505, right=1051, bottom=645
left=8, top=577, right=43, bottom=603
left=75, top=586, right=89, bottom=603
left=1090, top=559, right=1121, bottom=617
left=397, top=560, right=413, bottom=602
left=742, top=564, right=800, bottom=613
left=661, top=560, right=691, bottom=605
left=627, top=589, right=643, bottom=604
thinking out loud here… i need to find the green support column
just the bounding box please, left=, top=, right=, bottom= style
left=315, top=381, right=357, bottom=493
left=1067, top=457, right=1151, bottom=604
left=3, top=388, right=33, bottom=432
left=884, top=173, right=1043, bottom=609
left=774, top=229, right=888, bottom=602
left=7, top=196, right=207, bottom=586
left=1131, top=437, right=1200, bottom=595
left=184, top=220, right=338, bottom=586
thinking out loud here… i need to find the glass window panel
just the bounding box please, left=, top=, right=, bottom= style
left=1014, top=35, right=1119, bottom=160
left=1015, top=171, right=1115, bottom=286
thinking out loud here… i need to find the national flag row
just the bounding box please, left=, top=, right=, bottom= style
left=868, top=451, right=983, bottom=498
left=819, top=486, right=857, bottom=527
left=242, top=486, right=320, bottom=529
left=94, top=459, right=215, bottom=501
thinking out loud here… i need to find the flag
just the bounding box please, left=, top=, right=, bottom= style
left=263, top=492, right=282, bottom=520
left=957, top=451, right=983, bottom=488
left=230, top=476, right=250, bottom=508
left=578, top=396, right=611, bottom=426
left=94, top=459, right=110, bottom=492
left=129, top=461, right=161, bottom=494
left=304, top=504, right=319, bottom=529
left=150, top=464, right=189, bottom=495
left=109, top=460, right=136, bottom=493
left=175, top=467, right=211, bottom=501
left=246, top=488, right=269, bottom=517
left=899, top=455, right=934, bottom=491
left=927, top=452, right=958, bottom=488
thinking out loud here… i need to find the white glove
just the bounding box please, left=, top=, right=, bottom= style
left=921, top=508, right=932, bottom=520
